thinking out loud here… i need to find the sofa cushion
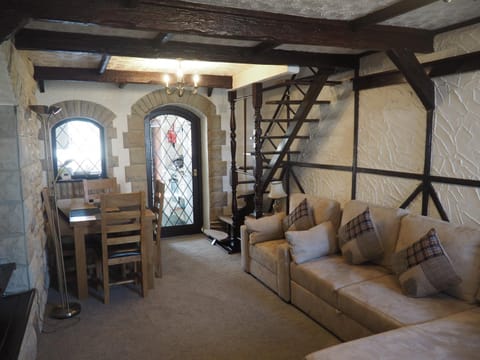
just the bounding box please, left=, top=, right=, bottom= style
left=245, top=212, right=285, bottom=245
left=286, top=221, right=337, bottom=264
left=337, top=275, right=473, bottom=334
left=249, top=239, right=286, bottom=273
left=290, top=193, right=342, bottom=231
left=283, top=198, right=314, bottom=232
left=397, top=214, right=480, bottom=303
left=341, top=200, right=409, bottom=271
left=290, top=255, right=389, bottom=307
left=305, top=307, right=480, bottom=360
left=338, top=208, right=383, bottom=264
left=392, top=228, right=461, bottom=297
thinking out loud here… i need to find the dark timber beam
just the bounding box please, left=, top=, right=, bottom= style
left=15, top=29, right=356, bottom=68
left=350, top=0, right=438, bottom=30
left=0, top=11, right=28, bottom=42
left=11, top=0, right=434, bottom=52
left=355, top=51, right=480, bottom=90
left=34, top=67, right=233, bottom=88
left=387, top=48, right=434, bottom=110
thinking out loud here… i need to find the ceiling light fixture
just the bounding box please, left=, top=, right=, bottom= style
left=163, top=60, right=200, bottom=97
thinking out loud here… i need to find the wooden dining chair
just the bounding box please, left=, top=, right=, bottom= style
left=152, top=180, right=165, bottom=278
left=99, top=191, right=147, bottom=304
left=83, top=178, right=118, bottom=204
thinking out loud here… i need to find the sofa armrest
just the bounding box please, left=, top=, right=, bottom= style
left=240, top=225, right=250, bottom=272
left=277, top=243, right=291, bottom=302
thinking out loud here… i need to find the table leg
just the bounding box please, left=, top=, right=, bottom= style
left=73, top=225, right=88, bottom=299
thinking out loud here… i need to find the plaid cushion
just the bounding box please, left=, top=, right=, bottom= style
left=338, top=208, right=383, bottom=264
left=283, top=198, right=314, bottom=232
left=392, top=228, right=462, bottom=297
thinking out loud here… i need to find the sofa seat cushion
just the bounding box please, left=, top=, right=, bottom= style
left=338, top=275, right=473, bottom=333
left=290, top=255, right=389, bottom=307
left=249, top=239, right=286, bottom=273
left=306, top=307, right=480, bottom=360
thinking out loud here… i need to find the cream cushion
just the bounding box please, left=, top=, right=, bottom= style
left=286, top=221, right=337, bottom=264
left=245, top=212, right=285, bottom=245
left=341, top=200, right=409, bottom=271
left=338, top=275, right=473, bottom=333
left=397, top=214, right=480, bottom=303
left=290, top=255, right=389, bottom=307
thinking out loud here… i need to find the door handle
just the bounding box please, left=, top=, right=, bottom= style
left=193, top=168, right=198, bottom=177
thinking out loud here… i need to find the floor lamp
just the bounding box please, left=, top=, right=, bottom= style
left=30, top=105, right=81, bottom=319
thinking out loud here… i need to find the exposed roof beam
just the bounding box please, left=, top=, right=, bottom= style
left=387, top=48, right=434, bottom=110
left=15, top=30, right=356, bottom=68
left=0, top=11, right=29, bottom=42
left=34, top=66, right=233, bottom=88
left=350, top=0, right=438, bottom=30
left=354, top=51, right=480, bottom=92
left=11, top=0, right=434, bottom=52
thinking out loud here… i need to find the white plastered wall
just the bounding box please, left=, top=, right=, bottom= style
left=295, top=23, right=480, bottom=227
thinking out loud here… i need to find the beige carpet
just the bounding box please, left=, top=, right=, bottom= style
left=38, top=235, right=340, bottom=360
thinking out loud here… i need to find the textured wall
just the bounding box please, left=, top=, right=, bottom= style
left=293, top=24, right=480, bottom=227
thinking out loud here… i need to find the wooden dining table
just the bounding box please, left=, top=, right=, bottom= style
left=57, top=198, right=155, bottom=300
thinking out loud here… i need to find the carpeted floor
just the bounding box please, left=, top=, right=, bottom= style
left=38, top=235, right=340, bottom=360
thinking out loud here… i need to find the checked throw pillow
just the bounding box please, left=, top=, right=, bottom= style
left=283, top=198, right=314, bottom=232
left=338, top=207, right=383, bottom=264
left=392, top=228, right=461, bottom=297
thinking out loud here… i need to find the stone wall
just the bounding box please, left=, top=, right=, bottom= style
left=0, top=41, right=47, bottom=360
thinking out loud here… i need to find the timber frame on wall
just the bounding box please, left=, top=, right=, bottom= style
left=227, top=50, right=480, bottom=244
left=289, top=50, right=480, bottom=221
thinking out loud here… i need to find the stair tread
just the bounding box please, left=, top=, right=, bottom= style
left=266, top=100, right=330, bottom=105
left=246, top=151, right=300, bottom=155
left=261, top=118, right=320, bottom=122
left=260, top=135, right=309, bottom=139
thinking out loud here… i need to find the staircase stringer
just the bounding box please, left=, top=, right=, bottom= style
left=260, top=72, right=331, bottom=194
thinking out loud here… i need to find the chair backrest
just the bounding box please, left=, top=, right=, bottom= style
left=152, top=180, right=165, bottom=241
left=83, top=178, right=118, bottom=204
left=100, top=192, right=145, bottom=247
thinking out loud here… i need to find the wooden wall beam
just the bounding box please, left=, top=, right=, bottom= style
left=387, top=48, right=434, bottom=110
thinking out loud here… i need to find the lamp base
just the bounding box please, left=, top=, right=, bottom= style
left=273, top=200, right=282, bottom=213
left=50, top=302, right=81, bottom=319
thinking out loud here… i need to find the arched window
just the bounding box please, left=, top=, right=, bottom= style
left=52, top=118, right=107, bottom=180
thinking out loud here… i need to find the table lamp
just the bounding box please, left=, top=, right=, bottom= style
left=268, top=181, right=287, bottom=213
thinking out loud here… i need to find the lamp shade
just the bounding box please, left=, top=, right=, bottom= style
left=268, top=181, right=287, bottom=199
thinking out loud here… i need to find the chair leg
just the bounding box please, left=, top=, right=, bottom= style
left=155, top=241, right=162, bottom=278
left=102, top=260, right=110, bottom=305
left=141, top=257, right=148, bottom=298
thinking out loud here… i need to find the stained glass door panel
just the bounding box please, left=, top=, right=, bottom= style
left=147, top=107, right=202, bottom=236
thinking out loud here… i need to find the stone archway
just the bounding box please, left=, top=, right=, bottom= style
left=124, top=90, right=227, bottom=228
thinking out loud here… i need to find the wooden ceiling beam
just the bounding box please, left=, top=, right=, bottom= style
left=15, top=29, right=356, bottom=68
left=0, top=11, right=29, bottom=42
left=350, top=0, right=438, bottom=30
left=11, top=0, right=434, bottom=52
left=34, top=66, right=233, bottom=88
left=387, top=48, right=434, bottom=110
left=98, top=54, right=111, bottom=74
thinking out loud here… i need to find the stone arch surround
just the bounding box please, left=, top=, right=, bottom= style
left=125, top=90, right=227, bottom=227
left=41, top=100, right=118, bottom=180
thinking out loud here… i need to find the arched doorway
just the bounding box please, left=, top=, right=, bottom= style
left=145, top=105, right=203, bottom=236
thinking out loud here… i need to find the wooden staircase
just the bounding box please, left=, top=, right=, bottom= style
left=220, top=68, right=335, bottom=253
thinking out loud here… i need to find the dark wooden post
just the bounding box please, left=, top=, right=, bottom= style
left=252, top=82, right=263, bottom=218
left=228, top=90, right=239, bottom=241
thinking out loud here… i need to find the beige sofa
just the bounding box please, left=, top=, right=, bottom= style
left=241, top=196, right=480, bottom=358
